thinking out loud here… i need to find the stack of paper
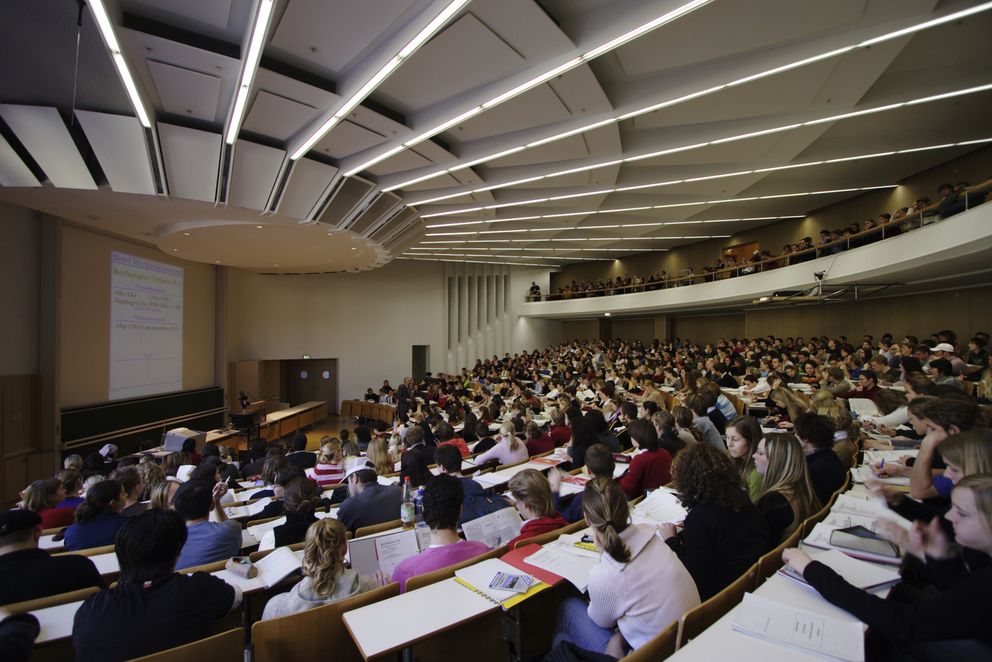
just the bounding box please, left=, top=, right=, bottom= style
left=850, top=466, right=909, bottom=486
left=224, top=497, right=273, bottom=519
left=733, top=592, right=865, bottom=661
left=632, top=487, right=687, bottom=524
left=524, top=544, right=599, bottom=592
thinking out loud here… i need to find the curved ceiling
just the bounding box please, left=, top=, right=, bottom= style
left=0, top=0, right=989, bottom=273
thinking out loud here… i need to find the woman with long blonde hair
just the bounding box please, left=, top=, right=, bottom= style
left=261, top=518, right=377, bottom=620
left=753, top=433, right=821, bottom=546
left=473, top=419, right=528, bottom=467
left=366, top=437, right=396, bottom=475
left=306, top=439, right=344, bottom=488
left=766, top=386, right=809, bottom=427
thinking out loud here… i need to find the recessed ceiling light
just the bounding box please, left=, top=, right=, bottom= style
left=182, top=232, right=191, bottom=236
left=172, top=248, right=178, bottom=252
left=255, top=225, right=263, bottom=229
left=215, top=260, right=220, bottom=264
left=351, top=247, right=357, bottom=250
left=604, top=313, right=611, bottom=317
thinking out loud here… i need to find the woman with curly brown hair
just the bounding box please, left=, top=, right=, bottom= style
left=261, top=517, right=377, bottom=620
left=659, top=443, right=769, bottom=600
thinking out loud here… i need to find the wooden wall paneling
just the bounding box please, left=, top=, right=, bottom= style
left=672, top=314, right=745, bottom=342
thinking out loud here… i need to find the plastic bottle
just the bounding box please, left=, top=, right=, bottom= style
left=414, top=486, right=431, bottom=549
left=400, top=477, right=415, bottom=529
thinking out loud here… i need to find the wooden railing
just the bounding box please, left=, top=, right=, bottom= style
left=530, top=180, right=991, bottom=302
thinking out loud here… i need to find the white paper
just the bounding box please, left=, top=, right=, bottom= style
left=256, top=546, right=304, bottom=587
left=558, top=474, right=590, bottom=496
left=733, top=592, right=865, bottom=661
left=802, top=523, right=902, bottom=565
left=524, top=545, right=599, bottom=592
left=632, top=487, right=687, bottom=524
left=348, top=529, right=420, bottom=577
left=462, top=507, right=523, bottom=549
left=225, top=496, right=273, bottom=519
left=454, top=558, right=537, bottom=604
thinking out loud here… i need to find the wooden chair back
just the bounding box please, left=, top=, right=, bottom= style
left=511, top=520, right=585, bottom=549
left=800, top=502, right=832, bottom=537
left=246, top=514, right=283, bottom=529
left=752, top=526, right=803, bottom=590
left=249, top=541, right=304, bottom=562
left=678, top=563, right=756, bottom=647
left=55, top=543, right=115, bottom=557
left=620, top=620, right=679, bottom=661
left=176, top=558, right=230, bottom=575
left=1, top=586, right=99, bottom=614
left=355, top=518, right=403, bottom=538
left=40, top=526, right=67, bottom=536
left=251, top=583, right=400, bottom=662
left=129, top=628, right=243, bottom=662
left=405, top=546, right=504, bottom=592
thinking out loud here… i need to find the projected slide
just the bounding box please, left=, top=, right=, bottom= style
left=109, top=252, right=183, bottom=400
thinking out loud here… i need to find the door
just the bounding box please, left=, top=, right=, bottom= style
left=285, top=359, right=338, bottom=414
left=412, top=346, right=429, bottom=380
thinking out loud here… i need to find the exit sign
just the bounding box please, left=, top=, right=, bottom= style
left=302, top=354, right=311, bottom=359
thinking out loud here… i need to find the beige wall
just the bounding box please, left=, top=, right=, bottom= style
left=60, top=225, right=217, bottom=407
left=672, top=314, right=746, bottom=342
left=612, top=318, right=656, bottom=343
left=562, top=319, right=600, bottom=341
left=551, top=144, right=992, bottom=290
left=0, top=202, right=40, bottom=375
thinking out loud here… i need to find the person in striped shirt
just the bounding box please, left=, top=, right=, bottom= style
left=306, top=439, right=344, bottom=488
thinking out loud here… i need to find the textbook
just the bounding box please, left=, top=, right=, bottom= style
left=558, top=474, right=591, bottom=496
left=462, top=507, right=523, bottom=549
left=254, top=546, right=306, bottom=588
left=733, top=592, right=865, bottom=661
left=777, top=549, right=901, bottom=591
left=803, top=522, right=902, bottom=565
left=454, top=558, right=549, bottom=609
left=348, top=528, right=421, bottom=578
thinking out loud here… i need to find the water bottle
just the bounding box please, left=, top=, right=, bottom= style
left=400, top=477, right=415, bottom=529
left=414, top=486, right=431, bottom=549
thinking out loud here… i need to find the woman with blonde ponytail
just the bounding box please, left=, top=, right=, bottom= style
left=261, top=518, right=377, bottom=620
left=551, top=477, right=699, bottom=656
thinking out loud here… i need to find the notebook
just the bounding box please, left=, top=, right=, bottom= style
left=777, top=549, right=901, bottom=591
left=347, top=528, right=421, bottom=578
left=631, top=487, right=687, bottom=524
left=453, top=558, right=548, bottom=609
left=224, top=497, right=273, bottom=519
left=523, top=544, right=599, bottom=592
left=733, top=592, right=864, bottom=661
left=461, top=507, right=523, bottom=549
left=851, top=466, right=909, bottom=487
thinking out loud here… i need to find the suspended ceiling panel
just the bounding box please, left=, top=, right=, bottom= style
left=319, top=177, right=376, bottom=227
left=75, top=110, right=156, bottom=195
left=147, top=60, right=223, bottom=122
left=0, top=105, right=96, bottom=190
left=0, top=133, right=40, bottom=187
left=229, top=140, right=286, bottom=211
left=242, top=90, right=320, bottom=142
left=157, top=122, right=221, bottom=202
left=376, top=13, right=526, bottom=114
left=316, top=120, right=387, bottom=159
left=278, top=158, right=339, bottom=219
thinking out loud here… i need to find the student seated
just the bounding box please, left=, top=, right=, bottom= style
left=753, top=433, right=821, bottom=546
left=783, top=474, right=992, bottom=662
left=19, top=477, right=75, bottom=530
left=337, top=458, right=403, bottom=534
left=306, top=440, right=344, bottom=488
left=262, top=518, right=377, bottom=620
left=505, top=469, right=569, bottom=548
left=725, top=416, right=763, bottom=501
left=0, top=509, right=104, bottom=605
left=258, top=477, right=320, bottom=551
left=552, top=477, right=700, bottom=656
left=173, top=480, right=241, bottom=570
left=286, top=433, right=317, bottom=470
left=473, top=420, right=529, bottom=467
left=549, top=444, right=614, bottom=523
left=434, top=445, right=506, bottom=525
left=56, top=469, right=86, bottom=511
left=618, top=419, right=673, bottom=499
left=794, top=413, right=848, bottom=504
left=524, top=421, right=554, bottom=456
left=391, top=475, right=489, bottom=591
left=250, top=455, right=289, bottom=500
left=399, top=450, right=431, bottom=488
left=253, top=466, right=305, bottom=520
left=660, top=444, right=768, bottom=600
left=113, top=467, right=147, bottom=517
left=72, top=509, right=241, bottom=661
left=64, top=480, right=128, bottom=551
left=435, top=422, right=470, bottom=458
left=685, top=394, right=724, bottom=449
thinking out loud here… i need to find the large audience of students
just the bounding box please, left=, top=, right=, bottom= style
left=538, top=179, right=992, bottom=300
left=2, top=326, right=992, bottom=660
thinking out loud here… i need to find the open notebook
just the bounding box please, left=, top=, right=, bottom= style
left=733, top=592, right=864, bottom=661
left=454, top=558, right=549, bottom=609
left=777, top=549, right=901, bottom=591
left=462, top=507, right=522, bottom=549
left=348, top=528, right=421, bottom=577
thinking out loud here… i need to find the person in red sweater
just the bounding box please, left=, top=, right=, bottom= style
left=525, top=421, right=554, bottom=456
left=21, top=477, right=75, bottom=529
left=548, top=409, right=571, bottom=447
left=505, top=469, right=568, bottom=548
left=619, top=420, right=673, bottom=499
left=836, top=370, right=881, bottom=402
left=435, top=422, right=470, bottom=458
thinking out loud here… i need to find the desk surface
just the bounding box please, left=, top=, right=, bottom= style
left=33, top=600, right=84, bottom=644
left=343, top=577, right=498, bottom=660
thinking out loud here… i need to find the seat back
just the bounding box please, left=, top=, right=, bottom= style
left=128, top=628, right=243, bottom=662
left=405, top=547, right=504, bottom=592
left=55, top=543, right=115, bottom=557
left=355, top=518, right=403, bottom=538
left=619, top=620, right=679, bottom=661
left=752, top=526, right=803, bottom=590
left=1, top=586, right=99, bottom=614
left=678, top=563, right=756, bottom=647
left=251, top=583, right=400, bottom=662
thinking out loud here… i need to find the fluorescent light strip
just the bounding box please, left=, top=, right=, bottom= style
left=346, top=1, right=712, bottom=177
left=383, top=3, right=992, bottom=191
left=399, top=257, right=561, bottom=268
left=419, top=135, right=990, bottom=218
left=291, top=0, right=471, bottom=160
left=88, top=0, right=151, bottom=127
left=226, top=0, right=275, bottom=145
left=428, top=213, right=803, bottom=230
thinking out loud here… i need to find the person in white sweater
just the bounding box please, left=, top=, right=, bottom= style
left=552, top=477, right=700, bottom=655
left=472, top=420, right=529, bottom=467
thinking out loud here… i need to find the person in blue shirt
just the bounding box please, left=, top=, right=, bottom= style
left=64, top=480, right=127, bottom=551
left=172, top=479, right=241, bottom=570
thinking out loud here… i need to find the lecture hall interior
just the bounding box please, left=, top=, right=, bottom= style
left=1, top=0, right=991, bottom=660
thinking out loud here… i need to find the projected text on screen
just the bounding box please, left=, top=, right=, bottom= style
left=109, top=252, right=184, bottom=400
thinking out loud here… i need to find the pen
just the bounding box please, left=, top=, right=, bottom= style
left=876, top=458, right=884, bottom=478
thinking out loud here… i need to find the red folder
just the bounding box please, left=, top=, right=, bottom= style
left=499, top=544, right=564, bottom=586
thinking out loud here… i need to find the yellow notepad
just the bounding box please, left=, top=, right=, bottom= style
left=453, top=558, right=550, bottom=609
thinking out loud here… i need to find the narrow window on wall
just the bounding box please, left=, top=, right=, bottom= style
left=477, top=274, right=484, bottom=330
left=447, top=276, right=455, bottom=347
left=458, top=276, right=464, bottom=342
left=502, top=274, right=509, bottom=314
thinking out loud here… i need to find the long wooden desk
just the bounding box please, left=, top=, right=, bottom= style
left=201, top=401, right=329, bottom=451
